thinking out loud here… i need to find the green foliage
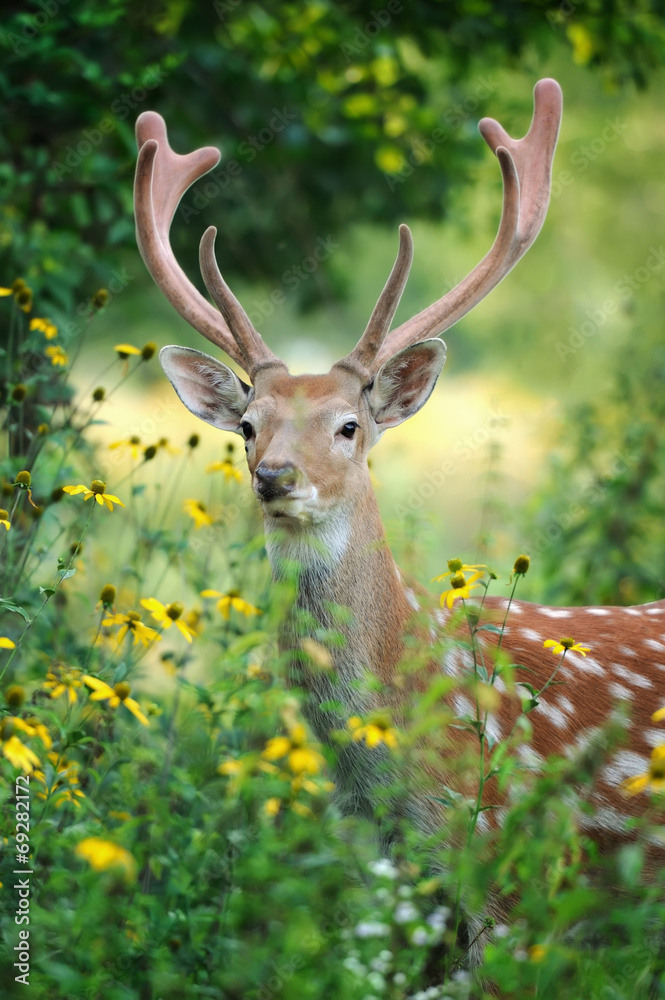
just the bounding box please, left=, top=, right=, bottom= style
left=4, top=0, right=665, bottom=314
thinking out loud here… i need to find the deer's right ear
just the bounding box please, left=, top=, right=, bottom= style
left=160, top=346, right=252, bottom=433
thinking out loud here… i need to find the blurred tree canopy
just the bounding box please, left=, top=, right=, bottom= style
left=3, top=0, right=665, bottom=311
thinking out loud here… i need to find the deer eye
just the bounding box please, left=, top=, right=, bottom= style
left=340, top=421, right=359, bottom=439
left=239, top=420, right=254, bottom=441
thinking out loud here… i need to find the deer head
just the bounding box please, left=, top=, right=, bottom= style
left=134, top=80, right=562, bottom=562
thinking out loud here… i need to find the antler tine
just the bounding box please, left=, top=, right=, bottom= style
left=341, top=224, right=414, bottom=373
left=374, top=78, right=562, bottom=367
left=134, top=111, right=249, bottom=371
left=199, top=227, right=282, bottom=378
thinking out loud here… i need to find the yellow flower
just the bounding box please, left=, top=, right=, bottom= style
left=183, top=498, right=213, bottom=529
left=432, top=558, right=487, bottom=582
left=264, top=797, right=281, bottom=817
left=102, top=611, right=160, bottom=649
left=206, top=459, right=242, bottom=482
left=76, top=837, right=137, bottom=880
left=622, top=745, right=665, bottom=796
left=45, top=345, right=68, bottom=366
left=0, top=637, right=16, bottom=649
left=114, top=343, right=141, bottom=358
left=2, top=735, right=40, bottom=773
left=82, top=675, right=150, bottom=726
left=3, top=716, right=52, bottom=750
left=0, top=509, right=10, bottom=531
left=63, top=480, right=125, bottom=511
left=543, top=637, right=590, bottom=657
left=42, top=665, right=83, bottom=704
left=109, top=436, right=142, bottom=460
left=439, top=571, right=484, bottom=608
left=140, top=598, right=196, bottom=642
left=652, top=707, right=665, bottom=723
left=529, top=944, right=547, bottom=963
left=30, top=316, right=58, bottom=339
left=201, top=588, right=262, bottom=619
left=262, top=723, right=326, bottom=775
left=34, top=752, right=85, bottom=807
left=348, top=714, right=399, bottom=749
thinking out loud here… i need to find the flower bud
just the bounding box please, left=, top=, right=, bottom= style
left=90, top=480, right=106, bottom=494
left=187, top=434, right=200, bottom=450
left=513, top=554, right=530, bottom=576
left=38, top=423, right=49, bottom=435
left=50, top=486, right=64, bottom=503
left=12, top=278, right=27, bottom=293
left=15, top=470, right=31, bottom=487
left=141, top=342, right=156, bottom=361
left=92, top=289, right=109, bottom=309
left=143, top=445, right=157, bottom=461
left=92, top=387, right=105, bottom=402
left=114, top=682, right=131, bottom=701
left=100, top=583, right=116, bottom=606
left=5, top=685, right=25, bottom=708
left=166, top=602, right=183, bottom=621
left=11, top=384, right=27, bottom=402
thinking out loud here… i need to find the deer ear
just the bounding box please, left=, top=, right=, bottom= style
left=160, top=346, right=251, bottom=433
left=367, top=339, right=446, bottom=428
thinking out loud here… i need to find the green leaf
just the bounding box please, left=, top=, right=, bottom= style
left=0, top=599, right=30, bottom=622
left=39, top=587, right=56, bottom=597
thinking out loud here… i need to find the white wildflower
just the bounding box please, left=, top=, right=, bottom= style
left=394, top=901, right=419, bottom=924
left=368, top=858, right=399, bottom=879
left=355, top=921, right=391, bottom=938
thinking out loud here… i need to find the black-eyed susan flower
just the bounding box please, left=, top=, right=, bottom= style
left=0, top=510, right=10, bottom=531
left=183, top=498, right=213, bottom=529
left=98, top=583, right=116, bottom=610
left=82, top=675, right=149, bottom=726
left=75, top=837, right=137, bottom=880
left=201, top=588, right=261, bottom=619
left=348, top=714, right=399, bottom=749
left=140, top=598, right=197, bottom=642
left=45, top=344, right=68, bottom=366
left=114, top=343, right=141, bottom=359
left=262, top=723, right=326, bottom=775
left=1, top=735, right=40, bottom=773
left=63, top=480, right=125, bottom=511
left=438, top=571, right=484, bottom=608
left=5, top=685, right=24, bottom=708
left=34, top=752, right=85, bottom=808
left=109, top=436, right=142, bottom=460
left=432, top=558, right=487, bottom=583
left=622, top=745, right=665, bottom=796
left=206, top=458, right=242, bottom=482
left=30, top=316, right=58, bottom=339
left=101, top=611, right=160, bottom=648
left=42, top=665, right=83, bottom=704
left=543, top=637, right=590, bottom=657
left=15, top=287, right=33, bottom=313
left=0, top=637, right=15, bottom=650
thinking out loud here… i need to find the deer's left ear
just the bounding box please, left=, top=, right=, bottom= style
left=367, top=339, right=447, bottom=428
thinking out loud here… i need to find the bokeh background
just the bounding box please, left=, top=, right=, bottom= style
left=4, top=0, right=665, bottom=604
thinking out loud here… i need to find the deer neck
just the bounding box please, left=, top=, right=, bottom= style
left=264, top=483, right=413, bottom=710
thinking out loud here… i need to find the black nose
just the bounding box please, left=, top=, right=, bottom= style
left=255, top=463, right=299, bottom=500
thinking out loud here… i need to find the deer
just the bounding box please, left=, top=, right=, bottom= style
left=133, top=79, right=665, bottom=964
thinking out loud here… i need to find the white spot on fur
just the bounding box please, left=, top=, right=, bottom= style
left=485, top=714, right=503, bottom=744
left=608, top=682, right=633, bottom=701
left=618, top=645, right=637, bottom=658
left=585, top=607, right=610, bottom=616
left=645, top=607, right=665, bottom=614
left=475, top=812, right=490, bottom=832
left=520, top=627, right=543, bottom=642
left=602, top=749, right=649, bottom=788
left=622, top=608, right=641, bottom=616
left=644, top=729, right=665, bottom=748
left=535, top=698, right=568, bottom=729
left=493, top=675, right=507, bottom=694
left=558, top=696, right=575, bottom=716
left=645, top=638, right=665, bottom=652
left=516, top=745, right=543, bottom=769
left=452, top=693, right=475, bottom=719
left=567, top=653, right=604, bottom=675
left=537, top=607, right=572, bottom=618
left=579, top=806, right=631, bottom=835
left=404, top=588, right=420, bottom=612
left=611, top=663, right=653, bottom=688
